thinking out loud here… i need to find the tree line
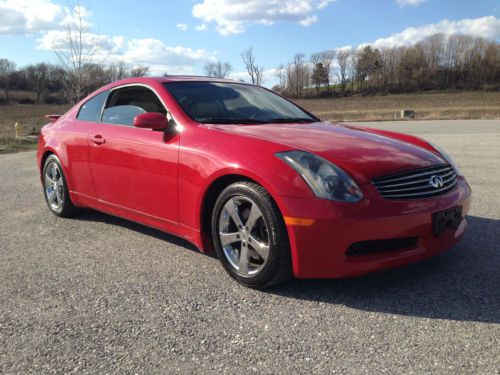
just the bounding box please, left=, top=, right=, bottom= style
left=274, top=33, right=500, bottom=98
left=1, top=32, right=499, bottom=105
left=0, top=60, right=150, bottom=105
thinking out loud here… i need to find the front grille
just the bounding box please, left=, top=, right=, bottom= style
left=346, top=237, right=418, bottom=256
left=372, top=164, right=457, bottom=200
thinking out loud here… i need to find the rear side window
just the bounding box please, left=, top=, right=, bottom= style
left=77, top=91, right=108, bottom=122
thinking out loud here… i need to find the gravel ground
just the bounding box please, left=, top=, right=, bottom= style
left=1, top=120, right=499, bottom=374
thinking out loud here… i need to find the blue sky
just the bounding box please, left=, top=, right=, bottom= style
left=1, top=0, right=499, bottom=85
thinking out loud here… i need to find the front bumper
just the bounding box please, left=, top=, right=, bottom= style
left=280, top=177, right=471, bottom=278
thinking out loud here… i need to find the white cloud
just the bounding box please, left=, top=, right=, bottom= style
left=37, top=30, right=216, bottom=75
left=299, top=15, right=318, bottom=26
left=317, top=0, right=332, bottom=9
left=192, top=0, right=335, bottom=35
left=336, top=45, right=353, bottom=52
left=60, top=5, right=92, bottom=29
left=37, top=30, right=119, bottom=54
left=0, top=0, right=216, bottom=77
left=2, top=0, right=213, bottom=75
left=366, top=16, right=500, bottom=49
left=195, top=23, right=207, bottom=31
left=0, top=0, right=65, bottom=34
left=121, top=39, right=215, bottom=68
left=395, top=0, right=427, bottom=7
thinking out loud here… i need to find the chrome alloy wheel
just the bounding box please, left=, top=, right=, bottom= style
left=218, top=196, right=270, bottom=277
left=44, top=161, right=64, bottom=212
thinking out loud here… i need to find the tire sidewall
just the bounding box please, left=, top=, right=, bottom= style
left=42, top=155, right=71, bottom=216
left=211, top=182, right=286, bottom=288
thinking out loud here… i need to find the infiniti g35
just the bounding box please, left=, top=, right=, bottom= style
left=37, top=77, right=471, bottom=288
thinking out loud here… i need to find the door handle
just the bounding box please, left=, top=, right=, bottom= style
left=90, top=135, right=105, bottom=145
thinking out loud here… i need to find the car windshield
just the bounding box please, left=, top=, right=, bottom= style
left=164, top=81, right=317, bottom=124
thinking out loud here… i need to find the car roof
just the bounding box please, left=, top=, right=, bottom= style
left=77, top=75, right=255, bottom=108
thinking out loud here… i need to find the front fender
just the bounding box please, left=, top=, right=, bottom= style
left=177, top=125, right=317, bottom=231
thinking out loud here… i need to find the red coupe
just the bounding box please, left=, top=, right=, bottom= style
left=37, top=77, right=471, bottom=288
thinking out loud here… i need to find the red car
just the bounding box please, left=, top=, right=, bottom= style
left=37, top=77, right=471, bottom=288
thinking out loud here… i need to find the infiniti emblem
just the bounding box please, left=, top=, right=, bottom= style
left=429, top=175, right=444, bottom=188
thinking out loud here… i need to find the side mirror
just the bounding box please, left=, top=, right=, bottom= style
left=133, top=112, right=168, bottom=131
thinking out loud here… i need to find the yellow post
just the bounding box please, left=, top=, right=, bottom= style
left=15, top=122, right=23, bottom=138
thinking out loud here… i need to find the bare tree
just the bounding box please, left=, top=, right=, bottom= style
left=0, top=58, right=16, bottom=101
left=310, top=53, right=323, bottom=93
left=289, top=53, right=309, bottom=97
left=130, top=65, right=150, bottom=77
left=204, top=61, right=232, bottom=78
left=348, top=52, right=358, bottom=92
left=286, top=62, right=294, bottom=97
left=336, top=49, right=351, bottom=93
left=25, top=63, right=50, bottom=103
left=107, top=62, right=129, bottom=82
left=81, top=63, right=108, bottom=92
left=355, top=46, right=383, bottom=91
left=52, top=2, right=100, bottom=103
left=102, top=62, right=150, bottom=82
left=241, top=47, right=264, bottom=85
left=275, top=64, right=286, bottom=93
left=420, top=33, right=446, bottom=88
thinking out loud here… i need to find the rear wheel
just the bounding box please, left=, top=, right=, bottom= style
left=42, top=155, right=77, bottom=217
left=211, top=181, right=292, bottom=289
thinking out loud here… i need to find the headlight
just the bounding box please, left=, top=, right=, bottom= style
left=276, top=151, right=363, bottom=202
left=430, top=143, right=462, bottom=176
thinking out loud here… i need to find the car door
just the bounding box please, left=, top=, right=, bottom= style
left=88, top=85, right=179, bottom=225
left=59, top=90, right=108, bottom=199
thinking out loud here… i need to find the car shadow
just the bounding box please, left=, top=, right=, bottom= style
left=72, top=209, right=202, bottom=254
left=71, top=211, right=499, bottom=323
left=268, top=215, right=500, bottom=324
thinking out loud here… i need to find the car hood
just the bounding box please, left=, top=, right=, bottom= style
left=212, top=122, right=445, bottom=182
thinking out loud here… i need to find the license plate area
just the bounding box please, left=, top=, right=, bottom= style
left=432, top=206, right=462, bottom=237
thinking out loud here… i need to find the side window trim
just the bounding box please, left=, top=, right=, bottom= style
left=97, top=91, right=109, bottom=122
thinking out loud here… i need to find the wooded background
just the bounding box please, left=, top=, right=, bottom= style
left=1, top=33, right=499, bottom=105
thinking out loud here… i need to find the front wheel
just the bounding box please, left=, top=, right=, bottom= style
left=211, top=181, right=292, bottom=289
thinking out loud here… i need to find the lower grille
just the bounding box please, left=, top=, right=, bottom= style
left=346, top=237, right=418, bottom=256
left=372, top=164, right=457, bottom=200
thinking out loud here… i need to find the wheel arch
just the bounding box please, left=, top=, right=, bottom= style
left=39, top=140, right=65, bottom=172
left=39, top=148, right=73, bottom=192
left=40, top=149, right=55, bottom=172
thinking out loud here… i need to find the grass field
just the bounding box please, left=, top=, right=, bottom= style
left=0, top=104, right=69, bottom=153
left=294, top=91, right=500, bottom=122
left=0, top=90, right=499, bottom=153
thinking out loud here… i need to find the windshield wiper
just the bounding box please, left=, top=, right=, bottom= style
left=197, top=118, right=267, bottom=124
left=267, top=118, right=316, bottom=123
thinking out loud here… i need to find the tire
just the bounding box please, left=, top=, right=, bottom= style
left=42, top=154, right=78, bottom=217
left=211, top=181, right=292, bottom=289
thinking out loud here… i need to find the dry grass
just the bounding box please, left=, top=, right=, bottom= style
left=0, top=104, right=69, bottom=153
left=0, top=104, right=69, bottom=137
left=293, top=91, right=500, bottom=122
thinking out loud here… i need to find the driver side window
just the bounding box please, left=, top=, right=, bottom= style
left=102, top=86, right=166, bottom=126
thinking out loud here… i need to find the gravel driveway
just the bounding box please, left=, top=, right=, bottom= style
left=1, top=120, right=499, bottom=374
